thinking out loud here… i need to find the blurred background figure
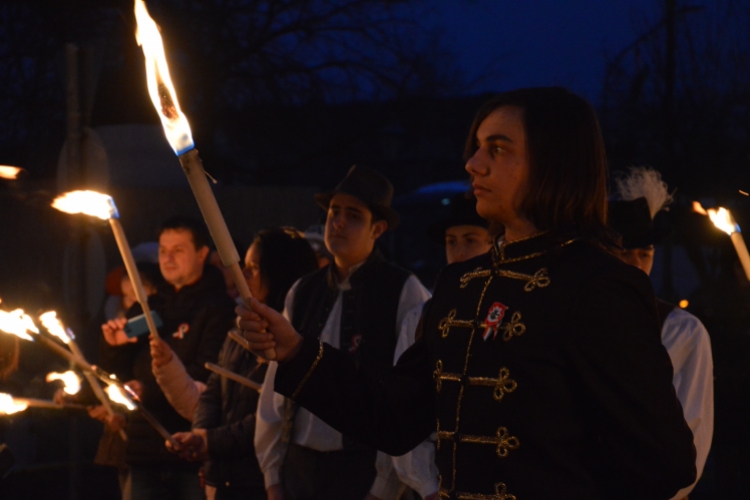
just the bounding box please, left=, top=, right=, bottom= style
left=608, top=167, right=713, bottom=500
left=155, top=227, right=317, bottom=500
left=99, top=215, right=236, bottom=500
left=304, top=224, right=333, bottom=269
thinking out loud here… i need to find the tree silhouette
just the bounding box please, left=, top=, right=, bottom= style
left=0, top=0, right=463, bottom=179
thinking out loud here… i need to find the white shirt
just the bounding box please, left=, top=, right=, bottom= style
left=391, top=303, right=440, bottom=499
left=662, top=307, right=714, bottom=500
left=255, top=271, right=431, bottom=498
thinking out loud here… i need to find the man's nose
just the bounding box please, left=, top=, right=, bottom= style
left=465, top=149, right=487, bottom=176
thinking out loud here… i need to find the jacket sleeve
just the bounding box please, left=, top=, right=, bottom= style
left=192, top=370, right=222, bottom=430
left=662, top=310, right=714, bottom=500
left=274, top=333, right=435, bottom=457
left=567, top=266, right=697, bottom=499
left=203, top=400, right=258, bottom=460
left=154, top=353, right=205, bottom=421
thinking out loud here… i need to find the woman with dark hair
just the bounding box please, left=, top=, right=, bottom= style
left=238, top=87, right=696, bottom=499
left=242, top=228, right=319, bottom=313
left=151, top=228, right=317, bottom=500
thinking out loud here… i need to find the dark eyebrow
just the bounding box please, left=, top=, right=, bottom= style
left=484, top=134, right=514, bottom=144
left=330, top=204, right=364, bottom=215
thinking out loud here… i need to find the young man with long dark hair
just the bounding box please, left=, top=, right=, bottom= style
left=237, top=87, right=697, bottom=499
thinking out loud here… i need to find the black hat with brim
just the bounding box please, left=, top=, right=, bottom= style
left=315, top=165, right=400, bottom=230
left=608, top=197, right=656, bottom=249
left=428, top=193, right=489, bottom=245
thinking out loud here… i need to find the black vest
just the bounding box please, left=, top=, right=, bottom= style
left=291, top=249, right=411, bottom=381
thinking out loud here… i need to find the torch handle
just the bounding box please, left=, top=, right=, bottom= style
left=109, top=218, right=161, bottom=340
left=204, top=362, right=261, bottom=392
left=137, top=403, right=178, bottom=447
left=15, top=398, right=87, bottom=411
left=731, top=232, right=750, bottom=281
left=178, top=149, right=276, bottom=360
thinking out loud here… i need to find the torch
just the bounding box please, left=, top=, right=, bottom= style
left=0, top=307, right=176, bottom=445
left=204, top=362, right=262, bottom=392
left=41, top=311, right=127, bottom=440
left=134, top=0, right=275, bottom=360
left=693, top=202, right=750, bottom=281
left=0, top=393, right=87, bottom=415
left=0, top=166, right=22, bottom=180
left=52, top=190, right=161, bottom=340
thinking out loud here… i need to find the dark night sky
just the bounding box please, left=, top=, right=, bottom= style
left=432, top=0, right=657, bottom=101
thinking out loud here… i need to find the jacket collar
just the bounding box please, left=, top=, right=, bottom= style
left=325, top=248, right=385, bottom=290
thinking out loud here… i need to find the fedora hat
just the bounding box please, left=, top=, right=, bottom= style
left=315, top=165, right=400, bottom=229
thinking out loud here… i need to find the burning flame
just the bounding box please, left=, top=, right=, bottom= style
left=39, top=311, right=71, bottom=345
left=0, top=308, right=39, bottom=341
left=52, top=190, right=118, bottom=221
left=0, top=166, right=22, bottom=180
left=693, top=201, right=739, bottom=235
left=134, top=0, right=194, bottom=155
left=0, top=393, right=28, bottom=415
left=105, top=384, right=136, bottom=411
left=46, top=371, right=81, bottom=395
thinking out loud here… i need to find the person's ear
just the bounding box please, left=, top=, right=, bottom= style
left=371, top=220, right=387, bottom=240
left=197, top=245, right=210, bottom=264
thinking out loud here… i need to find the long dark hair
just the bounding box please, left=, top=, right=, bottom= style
left=252, top=228, right=318, bottom=312
left=464, top=87, right=610, bottom=243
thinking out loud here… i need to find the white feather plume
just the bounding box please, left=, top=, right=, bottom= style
left=614, top=166, right=673, bottom=219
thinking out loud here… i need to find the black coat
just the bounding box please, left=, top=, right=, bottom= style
left=192, top=333, right=267, bottom=491
left=275, top=234, right=697, bottom=500
left=100, top=265, right=236, bottom=467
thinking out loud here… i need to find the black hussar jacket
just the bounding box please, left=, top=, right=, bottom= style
left=100, top=265, right=236, bottom=467
left=192, top=333, right=268, bottom=491
left=274, top=233, right=697, bottom=500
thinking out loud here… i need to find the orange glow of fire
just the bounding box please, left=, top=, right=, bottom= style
left=105, top=383, right=136, bottom=411
left=693, top=201, right=739, bottom=235
left=52, top=190, right=118, bottom=221
left=46, top=371, right=81, bottom=395
left=0, top=308, right=39, bottom=341
left=134, top=0, right=193, bottom=155
left=0, top=166, right=22, bottom=180
left=39, top=311, right=71, bottom=345
left=0, top=393, right=28, bottom=415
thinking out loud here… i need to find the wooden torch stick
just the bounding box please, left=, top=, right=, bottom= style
left=204, top=362, right=261, bottom=392
left=177, top=149, right=275, bottom=360
left=108, top=217, right=160, bottom=340
left=13, top=398, right=88, bottom=411
left=66, top=337, right=127, bottom=441
left=730, top=231, right=750, bottom=281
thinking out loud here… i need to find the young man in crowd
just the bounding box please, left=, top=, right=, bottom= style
left=608, top=167, right=714, bottom=500
left=100, top=215, right=236, bottom=500
left=254, top=165, right=430, bottom=500
left=239, top=88, right=696, bottom=499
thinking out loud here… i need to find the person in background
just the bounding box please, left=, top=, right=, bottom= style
left=150, top=227, right=317, bottom=500
left=100, top=215, right=235, bottom=500
left=254, top=165, right=431, bottom=500
left=303, top=224, right=333, bottom=269
left=608, top=166, right=714, bottom=500
left=392, top=193, right=492, bottom=500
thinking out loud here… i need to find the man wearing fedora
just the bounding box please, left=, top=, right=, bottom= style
left=254, top=165, right=431, bottom=500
